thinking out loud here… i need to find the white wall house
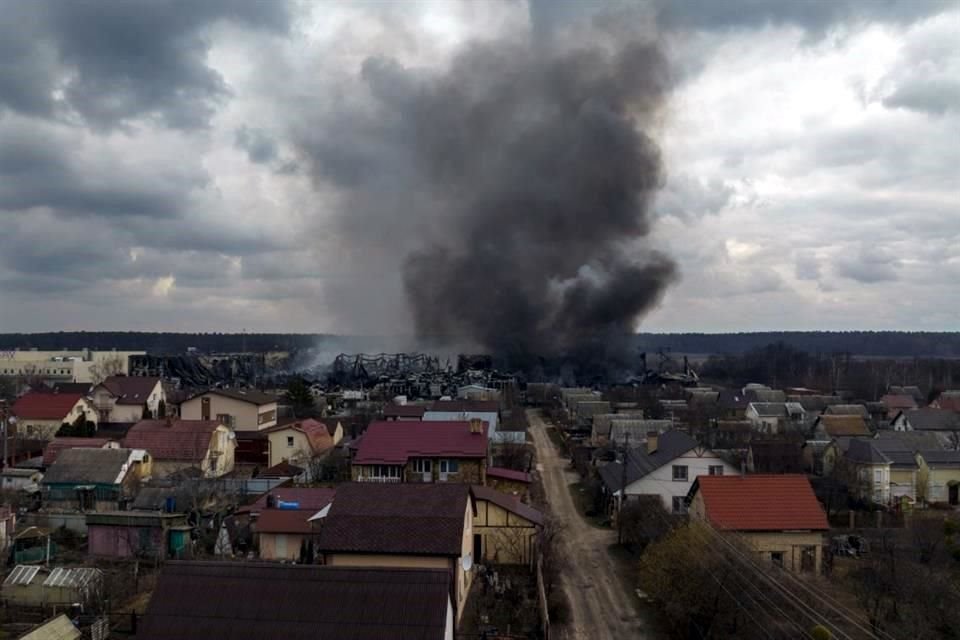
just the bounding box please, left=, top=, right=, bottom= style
left=600, top=430, right=741, bottom=515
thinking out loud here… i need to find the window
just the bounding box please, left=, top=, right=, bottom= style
left=800, top=546, right=817, bottom=573
left=874, top=468, right=883, bottom=483
left=371, top=465, right=400, bottom=480
left=286, top=436, right=295, bottom=448
left=771, top=551, right=784, bottom=568
left=216, top=413, right=235, bottom=429
left=708, top=465, right=724, bottom=476
left=671, top=496, right=687, bottom=514
left=672, top=465, right=688, bottom=481
left=412, top=459, right=432, bottom=473
left=440, top=459, right=460, bottom=474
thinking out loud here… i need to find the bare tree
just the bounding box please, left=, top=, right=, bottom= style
left=88, top=354, right=126, bottom=386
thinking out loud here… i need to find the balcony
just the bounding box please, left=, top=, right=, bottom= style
left=359, top=476, right=402, bottom=483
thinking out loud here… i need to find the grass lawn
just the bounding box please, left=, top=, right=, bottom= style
left=568, top=481, right=610, bottom=529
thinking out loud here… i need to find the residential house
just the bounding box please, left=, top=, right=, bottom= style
left=486, top=467, right=531, bottom=497
left=471, top=485, right=543, bottom=566
left=573, top=400, right=613, bottom=430
left=382, top=403, right=426, bottom=421
left=707, top=420, right=753, bottom=450
left=425, top=399, right=501, bottom=440
left=458, top=384, right=501, bottom=402
left=931, top=390, right=960, bottom=412
left=598, top=430, right=740, bottom=515
left=123, top=419, right=236, bottom=478
left=747, top=438, right=805, bottom=473
left=250, top=488, right=336, bottom=561
left=316, top=482, right=474, bottom=622
left=801, top=440, right=841, bottom=477
left=917, top=450, right=960, bottom=505
left=137, top=562, right=456, bottom=640
left=90, top=376, right=165, bottom=422
left=717, top=390, right=750, bottom=419
left=792, top=395, right=843, bottom=414
left=843, top=439, right=893, bottom=504
left=811, top=415, right=871, bottom=440
left=1, top=566, right=102, bottom=609
left=87, top=511, right=190, bottom=559
left=590, top=412, right=646, bottom=444
left=42, top=437, right=115, bottom=466
left=890, top=385, right=924, bottom=403
left=233, top=429, right=269, bottom=467
left=0, top=467, right=42, bottom=491
left=891, top=409, right=960, bottom=449
left=881, top=394, right=918, bottom=417
left=42, top=448, right=150, bottom=512
left=0, top=505, right=15, bottom=555
left=494, top=409, right=529, bottom=444
left=744, top=386, right=787, bottom=403
left=351, top=420, right=488, bottom=484
left=11, top=392, right=98, bottom=440
left=18, top=615, right=81, bottom=640
left=608, top=419, right=673, bottom=446
left=745, top=402, right=805, bottom=434
left=264, top=418, right=341, bottom=472
left=179, top=389, right=279, bottom=431
left=825, top=404, right=870, bottom=418
left=687, top=475, right=829, bottom=574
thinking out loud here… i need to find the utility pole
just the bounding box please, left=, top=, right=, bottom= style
left=0, top=400, right=8, bottom=470
left=617, top=432, right=630, bottom=545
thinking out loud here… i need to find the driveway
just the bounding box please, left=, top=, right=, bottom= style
left=528, top=409, right=664, bottom=639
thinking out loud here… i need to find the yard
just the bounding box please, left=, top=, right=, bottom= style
left=457, top=565, right=542, bottom=638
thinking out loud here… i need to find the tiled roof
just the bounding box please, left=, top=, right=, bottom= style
left=844, top=439, right=890, bottom=465
left=255, top=509, right=317, bottom=535
left=429, top=399, right=499, bottom=413
left=693, top=474, right=828, bottom=531
left=486, top=467, right=531, bottom=483
left=187, top=388, right=278, bottom=406
left=99, top=376, right=161, bottom=405
left=257, top=460, right=305, bottom=479
left=138, top=562, right=451, bottom=640
left=881, top=394, right=917, bottom=410
left=123, top=420, right=220, bottom=462
left=471, top=485, right=543, bottom=526
left=382, top=404, right=426, bottom=418
left=318, top=483, right=469, bottom=556
left=239, top=488, right=336, bottom=515
left=919, top=450, right=960, bottom=468
left=824, top=404, right=869, bottom=417
left=42, top=448, right=136, bottom=486
left=265, top=419, right=335, bottom=456
left=12, top=392, right=83, bottom=420
left=902, top=409, right=960, bottom=431
left=42, top=437, right=113, bottom=466
left=353, top=421, right=487, bottom=465
left=815, top=415, right=870, bottom=437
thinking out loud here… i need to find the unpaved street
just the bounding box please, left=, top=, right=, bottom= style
left=529, top=409, right=664, bottom=639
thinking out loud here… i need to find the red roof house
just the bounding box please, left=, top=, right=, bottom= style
left=123, top=419, right=235, bottom=478
left=688, top=474, right=828, bottom=573
left=13, top=392, right=86, bottom=421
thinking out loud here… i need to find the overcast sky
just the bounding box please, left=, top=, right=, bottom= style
left=0, top=0, right=957, bottom=335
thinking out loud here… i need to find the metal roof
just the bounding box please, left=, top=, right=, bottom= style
left=4, top=565, right=41, bottom=586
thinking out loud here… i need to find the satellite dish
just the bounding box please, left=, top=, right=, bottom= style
left=460, top=553, right=473, bottom=572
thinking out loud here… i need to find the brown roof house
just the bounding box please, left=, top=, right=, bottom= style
left=688, top=475, right=829, bottom=574
left=91, top=376, right=165, bottom=423
left=180, top=388, right=279, bottom=430
left=263, top=418, right=342, bottom=475
left=317, top=482, right=475, bottom=623
left=251, top=488, right=337, bottom=562
left=811, top=414, right=871, bottom=439
left=42, top=448, right=151, bottom=513
left=12, top=392, right=99, bottom=440
left=351, top=420, right=488, bottom=484
left=138, top=562, right=456, bottom=640
left=123, top=419, right=235, bottom=479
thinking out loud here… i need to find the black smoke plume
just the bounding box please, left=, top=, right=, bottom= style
left=298, top=31, right=677, bottom=370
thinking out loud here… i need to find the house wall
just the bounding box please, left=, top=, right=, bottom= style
left=267, top=429, right=313, bottom=468
left=689, top=493, right=824, bottom=573
left=625, top=450, right=740, bottom=513
left=925, top=467, right=960, bottom=503
left=850, top=462, right=891, bottom=504
left=486, top=477, right=529, bottom=497
left=19, top=419, right=62, bottom=441
left=88, top=524, right=165, bottom=558
left=259, top=532, right=309, bottom=561
left=889, top=468, right=917, bottom=501
left=473, top=499, right=538, bottom=565
left=403, top=458, right=486, bottom=484
left=180, top=395, right=277, bottom=431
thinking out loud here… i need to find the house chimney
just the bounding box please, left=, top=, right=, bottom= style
left=469, top=418, right=483, bottom=434
left=646, top=431, right=659, bottom=454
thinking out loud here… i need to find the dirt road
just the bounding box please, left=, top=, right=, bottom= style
left=529, top=409, right=664, bottom=640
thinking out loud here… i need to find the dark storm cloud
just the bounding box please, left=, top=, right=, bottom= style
left=652, top=0, right=955, bottom=34
left=0, top=0, right=290, bottom=129
left=834, top=247, right=901, bottom=283
left=235, top=126, right=279, bottom=164
left=297, top=37, right=677, bottom=361
left=0, top=120, right=195, bottom=218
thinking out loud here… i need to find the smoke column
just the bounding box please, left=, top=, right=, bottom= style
left=298, top=20, right=677, bottom=367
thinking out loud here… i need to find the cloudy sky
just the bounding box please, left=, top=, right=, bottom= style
left=0, top=0, right=957, bottom=335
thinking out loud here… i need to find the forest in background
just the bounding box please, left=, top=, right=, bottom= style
left=0, top=331, right=959, bottom=358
